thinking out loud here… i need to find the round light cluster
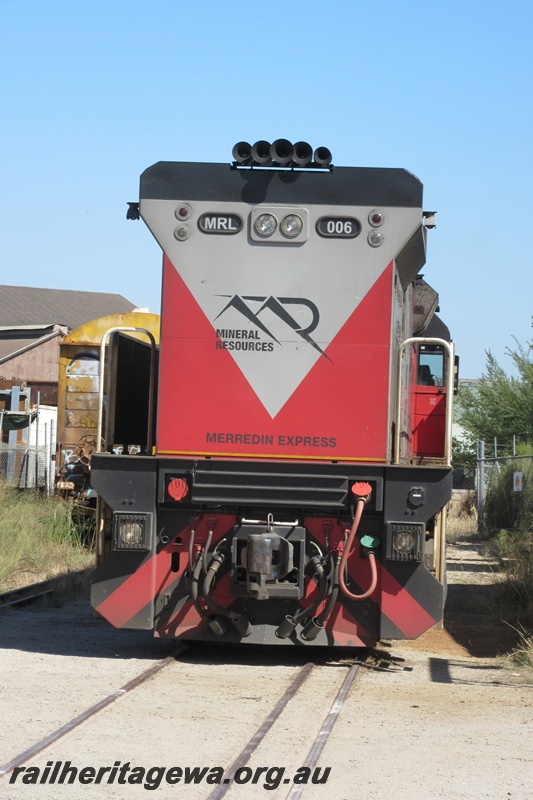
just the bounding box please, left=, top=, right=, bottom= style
left=254, top=212, right=304, bottom=239
left=367, top=209, right=385, bottom=247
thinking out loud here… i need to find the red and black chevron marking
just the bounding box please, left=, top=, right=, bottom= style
left=92, top=515, right=236, bottom=630
left=92, top=514, right=443, bottom=645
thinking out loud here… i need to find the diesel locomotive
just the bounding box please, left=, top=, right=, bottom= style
left=90, top=140, right=455, bottom=647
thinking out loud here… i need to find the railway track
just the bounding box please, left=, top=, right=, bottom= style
left=0, top=645, right=190, bottom=781
left=0, top=644, right=366, bottom=798
left=0, top=580, right=55, bottom=611
left=207, top=658, right=362, bottom=800
left=0, top=568, right=92, bottom=611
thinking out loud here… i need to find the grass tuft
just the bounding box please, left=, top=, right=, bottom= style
left=506, top=623, right=533, bottom=668
left=0, top=481, right=93, bottom=592
left=446, top=492, right=478, bottom=543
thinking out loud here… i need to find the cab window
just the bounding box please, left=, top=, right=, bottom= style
left=417, top=345, right=444, bottom=387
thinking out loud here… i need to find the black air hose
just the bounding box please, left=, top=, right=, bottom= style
left=292, top=562, right=328, bottom=624
left=299, top=555, right=341, bottom=641
left=317, top=555, right=340, bottom=624
left=202, top=554, right=239, bottom=621
left=190, top=553, right=210, bottom=622
left=202, top=552, right=252, bottom=637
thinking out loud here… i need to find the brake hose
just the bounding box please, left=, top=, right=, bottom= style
left=316, top=554, right=340, bottom=623
left=190, top=552, right=210, bottom=622
left=339, top=485, right=378, bottom=601
left=202, top=552, right=252, bottom=637
left=292, top=560, right=328, bottom=624
left=202, top=554, right=238, bottom=621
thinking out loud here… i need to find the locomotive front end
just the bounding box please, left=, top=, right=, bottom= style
left=90, top=142, right=454, bottom=647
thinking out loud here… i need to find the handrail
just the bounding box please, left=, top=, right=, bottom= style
left=394, top=337, right=455, bottom=465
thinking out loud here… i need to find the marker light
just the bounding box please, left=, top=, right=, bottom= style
left=168, top=477, right=189, bottom=502
left=174, top=224, right=191, bottom=241
left=254, top=213, right=277, bottom=237
left=368, top=230, right=384, bottom=247
left=281, top=214, right=303, bottom=238
left=175, top=204, right=191, bottom=220
left=369, top=210, right=384, bottom=227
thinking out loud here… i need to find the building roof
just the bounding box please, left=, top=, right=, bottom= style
left=0, top=286, right=137, bottom=330
left=0, top=326, right=65, bottom=364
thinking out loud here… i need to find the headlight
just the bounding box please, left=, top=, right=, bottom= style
left=281, top=214, right=303, bottom=238
left=114, top=513, right=153, bottom=551
left=393, top=529, right=416, bottom=554
left=385, top=523, right=423, bottom=562
left=120, top=521, right=144, bottom=545
left=254, top=213, right=277, bottom=237
left=251, top=207, right=308, bottom=243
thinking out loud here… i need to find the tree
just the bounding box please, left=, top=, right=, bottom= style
left=454, top=332, right=533, bottom=531
left=456, top=339, right=533, bottom=451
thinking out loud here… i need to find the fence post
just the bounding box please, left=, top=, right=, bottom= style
left=34, top=392, right=41, bottom=489
left=7, top=385, right=20, bottom=486
left=49, top=418, right=56, bottom=495
left=476, top=439, right=485, bottom=531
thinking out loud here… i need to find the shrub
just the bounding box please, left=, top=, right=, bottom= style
left=483, top=444, right=533, bottom=532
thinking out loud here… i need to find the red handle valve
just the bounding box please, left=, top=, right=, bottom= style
left=351, top=482, right=372, bottom=503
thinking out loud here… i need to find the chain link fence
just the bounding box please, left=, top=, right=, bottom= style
left=477, top=439, right=533, bottom=530
left=0, top=442, right=52, bottom=490
left=0, top=406, right=56, bottom=493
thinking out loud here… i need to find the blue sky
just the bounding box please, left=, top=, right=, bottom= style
left=1, top=0, right=532, bottom=378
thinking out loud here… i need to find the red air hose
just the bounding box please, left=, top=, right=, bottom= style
left=339, top=484, right=378, bottom=601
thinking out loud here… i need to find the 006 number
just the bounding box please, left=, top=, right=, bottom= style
left=316, top=216, right=361, bottom=239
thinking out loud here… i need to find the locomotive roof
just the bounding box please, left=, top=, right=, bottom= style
left=140, top=162, right=424, bottom=207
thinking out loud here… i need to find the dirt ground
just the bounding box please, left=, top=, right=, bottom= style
left=0, top=541, right=532, bottom=800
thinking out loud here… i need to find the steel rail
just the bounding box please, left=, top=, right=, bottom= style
left=207, top=657, right=364, bottom=800
left=0, top=569, right=92, bottom=612
left=285, top=662, right=361, bottom=799
left=0, top=645, right=190, bottom=780
left=206, top=662, right=315, bottom=800
left=0, top=581, right=54, bottom=610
